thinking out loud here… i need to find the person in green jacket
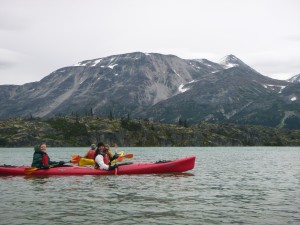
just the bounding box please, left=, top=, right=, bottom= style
left=31, top=143, right=65, bottom=168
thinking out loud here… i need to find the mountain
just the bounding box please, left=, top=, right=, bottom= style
left=0, top=52, right=220, bottom=118
left=1, top=52, right=300, bottom=129
left=288, top=73, right=300, bottom=83
left=141, top=59, right=299, bottom=127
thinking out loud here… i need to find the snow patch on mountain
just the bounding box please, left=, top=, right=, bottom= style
left=223, top=63, right=238, bottom=69
left=72, top=58, right=104, bottom=67
left=173, top=69, right=181, bottom=78
left=91, top=59, right=102, bottom=67
left=178, top=80, right=196, bottom=93
left=178, top=84, right=189, bottom=93
left=263, top=84, right=286, bottom=93
left=73, top=61, right=86, bottom=67
left=108, top=64, right=118, bottom=69
left=219, top=55, right=241, bottom=69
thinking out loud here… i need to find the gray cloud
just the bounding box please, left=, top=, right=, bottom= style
left=0, top=0, right=300, bottom=84
left=0, top=61, right=15, bottom=69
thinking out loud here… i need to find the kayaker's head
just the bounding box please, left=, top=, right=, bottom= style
left=39, top=143, right=47, bottom=152
left=104, top=144, right=110, bottom=151
left=95, top=142, right=105, bottom=158
left=90, top=144, right=96, bottom=150
left=97, top=142, right=105, bottom=152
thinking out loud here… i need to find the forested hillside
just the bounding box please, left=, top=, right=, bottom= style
left=0, top=116, right=299, bottom=147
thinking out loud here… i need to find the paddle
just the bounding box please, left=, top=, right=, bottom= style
left=24, top=167, right=40, bottom=175
left=24, top=163, right=70, bottom=175
left=117, top=162, right=134, bottom=166
left=70, top=154, right=81, bottom=164
left=117, top=154, right=133, bottom=162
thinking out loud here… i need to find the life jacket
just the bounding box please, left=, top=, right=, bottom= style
left=42, top=153, right=49, bottom=166
left=87, top=150, right=95, bottom=159
left=103, top=153, right=110, bottom=165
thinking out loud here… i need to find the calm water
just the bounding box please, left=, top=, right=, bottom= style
left=0, top=147, right=299, bottom=225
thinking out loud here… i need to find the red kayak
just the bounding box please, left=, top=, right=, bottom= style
left=0, top=156, right=195, bottom=176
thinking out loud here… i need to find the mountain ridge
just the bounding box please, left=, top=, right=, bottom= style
left=1, top=52, right=300, bottom=129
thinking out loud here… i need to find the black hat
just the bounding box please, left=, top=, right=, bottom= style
left=97, top=142, right=104, bottom=147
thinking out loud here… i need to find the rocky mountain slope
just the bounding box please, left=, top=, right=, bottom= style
left=288, top=73, right=300, bottom=83
left=0, top=52, right=300, bottom=129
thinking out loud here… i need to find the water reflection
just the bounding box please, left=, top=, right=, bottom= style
left=24, top=176, right=50, bottom=191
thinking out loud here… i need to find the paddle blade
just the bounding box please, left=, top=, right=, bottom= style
left=117, top=156, right=124, bottom=162
left=124, top=154, right=133, bottom=158
left=70, top=155, right=81, bottom=164
left=70, top=158, right=79, bottom=164
left=117, top=154, right=133, bottom=162
left=24, top=167, right=39, bottom=175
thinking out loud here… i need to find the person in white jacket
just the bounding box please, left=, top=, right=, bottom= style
left=94, top=142, right=119, bottom=170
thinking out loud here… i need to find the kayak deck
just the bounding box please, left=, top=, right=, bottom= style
left=0, top=156, right=196, bottom=176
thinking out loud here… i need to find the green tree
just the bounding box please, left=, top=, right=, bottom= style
left=109, top=110, right=113, bottom=120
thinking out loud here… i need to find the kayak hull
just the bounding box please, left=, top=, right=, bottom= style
left=0, top=156, right=196, bottom=176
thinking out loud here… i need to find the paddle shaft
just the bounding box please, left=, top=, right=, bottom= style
left=24, top=164, right=71, bottom=175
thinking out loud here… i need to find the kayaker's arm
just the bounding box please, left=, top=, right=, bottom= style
left=95, top=155, right=118, bottom=170
left=95, top=154, right=109, bottom=170
left=109, top=153, right=119, bottom=161
left=49, top=158, right=65, bottom=166
left=108, top=164, right=118, bottom=170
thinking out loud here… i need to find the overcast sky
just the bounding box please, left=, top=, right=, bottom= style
left=1, top=0, right=300, bottom=85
